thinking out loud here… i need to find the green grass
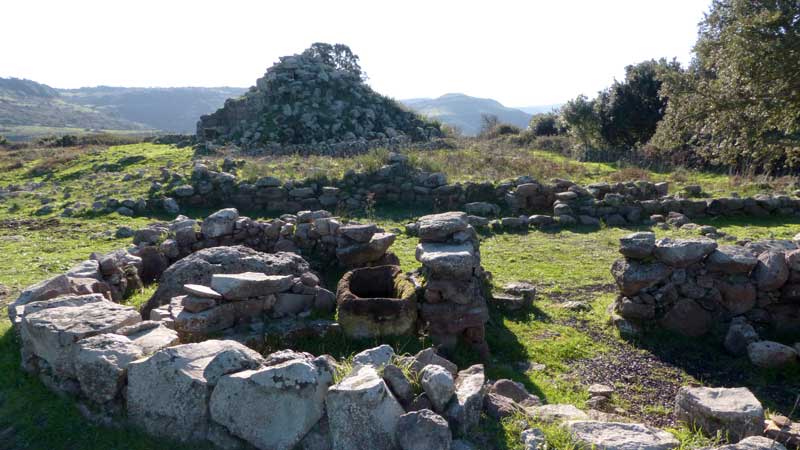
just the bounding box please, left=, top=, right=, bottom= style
left=0, top=142, right=799, bottom=449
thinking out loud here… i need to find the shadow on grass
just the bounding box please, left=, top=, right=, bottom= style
left=624, top=327, right=800, bottom=418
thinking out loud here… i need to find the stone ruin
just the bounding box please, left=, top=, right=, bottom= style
left=611, top=232, right=800, bottom=369
left=408, top=212, right=490, bottom=358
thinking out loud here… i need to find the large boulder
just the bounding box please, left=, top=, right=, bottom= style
left=396, top=409, right=452, bottom=450
left=444, top=364, right=485, bottom=435
left=654, top=238, right=717, bottom=267
left=611, top=259, right=672, bottom=297
left=209, top=356, right=333, bottom=450
left=565, top=421, right=679, bottom=450
left=141, top=246, right=311, bottom=318
left=127, top=340, right=264, bottom=443
left=675, top=386, right=764, bottom=442
left=420, top=365, right=455, bottom=413
left=18, top=294, right=140, bottom=378
left=753, top=251, right=789, bottom=291
left=715, top=437, right=787, bottom=450
left=326, top=365, right=405, bottom=450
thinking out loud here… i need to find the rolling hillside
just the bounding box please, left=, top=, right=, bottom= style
left=401, top=93, right=532, bottom=136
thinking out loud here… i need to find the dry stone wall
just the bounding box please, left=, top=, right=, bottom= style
left=610, top=232, right=800, bottom=369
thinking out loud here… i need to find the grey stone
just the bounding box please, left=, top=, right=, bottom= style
left=209, top=357, right=333, bottom=450
left=417, top=212, right=468, bottom=241
left=619, top=232, right=656, bottom=259
left=724, top=318, right=759, bottom=355
left=675, top=386, right=764, bottom=442
left=352, top=344, right=394, bottom=369
left=566, top=421, right=679, bottom=450
left=326, top=365, right=405, bottom=450
left=707, top=247, right=758, bottom=274
left=444, top=364, right=485, bottom=435
left=654, top=238, right=717, bottom=267
left=396, top=409, right=452, bottom=450
left=420, top=365, right=455, bottom=412
left=382, top=364, right=414, bottom=405
left=753, top=251, right=789, bottom=291
left=411, top=348, right=458, bottom=376
left=528, top=404, right=589, bottom=423
left=74, top=333, right=144, bottom=403
left=210, top=272, right=293, bottom=300
left=117, top=321, right=179, bottom=355
left=183, top=284, right=223, bottom=299
left=611, top=259, right=672, bottom=296
left=201, top=208, right=239, bottom=238
left=521, top=428, right=546, bottom=450
left=714, top=436, right=787, bottom=450
left=747, top=341, right=798, bottom=368
left=415, top=243, right=476, bottom=280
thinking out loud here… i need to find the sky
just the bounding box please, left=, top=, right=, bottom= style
left=0, top=0, right=710, bottom=107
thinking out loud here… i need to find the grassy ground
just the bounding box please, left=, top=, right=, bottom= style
left=0, top=142, right=799, bottom=449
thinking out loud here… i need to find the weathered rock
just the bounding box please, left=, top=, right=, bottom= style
left=396, top=409, right=452, bottom=450
left=116, top=321, right=179, bottom=354
left=660, top=298, right=712, bottom=337
left=528, top=404, right=589, bottom=423
left=444, top=364, right=485, bottom=435
left=411, top=347, right=458, bottom=376
left=142, top=246, right=310, bottom=318
left=654, top=238, right=717, bottom=267
left=714, top=436, right=788, bottom=450
left=74, top=333, right=144, bottom=403
left=352, top=344, right=394, bottom=369
left=619, top=232, right=656, bottom=259
left=706, top=247, right=758, bottom=274
left=127, top=340, right=263, bottom=442
left=747, top=341, right=798, bottom=368
left=675, top=386, right=764, bottom=442
left=521, top=428, right=546, bottom=450
left=611, top=259, right=672, bottom=296
left=339, top=224, right=378, bottom=243
left=201, top=208, right=239, bottom=238
left=717, top=278, right=757, bottom=315
left=382, top=364, right=414, bottom=405
left=326, top=365, right=405, bottom=450
left=209, top=357, right=333, bottom=450
left=335, top=232, right=396, bottom=267
left=417, top=212, right=468, bottom=241
left=181, top=295, right=217, bottom=313
left=484, top=392, right=523, bottom=419
left=19, top=295, right=140, bottom=377
left=724, top=318, right=760, bottom=355
left=566, top=421, right=679, bottom=450
left=753, top=251, right=789, bottom=291
left=420, top=365, right=455, bottom=412
left=489, top=379, right=540, bottom=406
left=415, top=242, right=476, bottom=280
left=183, top=284, right=223, bottom=300
left=210, top=272, right=293, bottom=300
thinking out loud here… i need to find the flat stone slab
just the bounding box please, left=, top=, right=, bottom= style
left=566, top=421, right=679, bottom=450
left=19, top=294, right=141, bottom=377
left=706, top=246, right=758, bottom=274
left=415, top=242, right=476, bottom=280
left=528, top=404, right=588, bottom=423
left=183, top=284, right=223, bottom=300
left=675, top=386, right=764, bottom=442
left=211, top=272, right=293, bottom=300
left=117, top=321, right=179, bottom=355
left=417, top=212, right=469, bottom=241
left=611, top=259, right=672, bottom=296
left=654, top=238, right=717, bottom=267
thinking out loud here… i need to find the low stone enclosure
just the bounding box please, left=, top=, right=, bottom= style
left=149, top=152, right=800, bottom=230
left=611, top=232, right=800, bottom=369
left=8, top=206, right=800, bottom=449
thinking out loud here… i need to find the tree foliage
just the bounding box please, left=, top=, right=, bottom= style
left=652, top=0, right=800, bottom=171
left=560, top=95, right=601, bottom=148
left=302, top=43, right=365, bottom=80
left=529, top=112, right=562, bottom=136
left=595, top=59, right=679, bottom=149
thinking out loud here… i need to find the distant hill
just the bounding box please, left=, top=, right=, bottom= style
left=516, top=104, right=563, bottom=115
left=0, top=77, right=247, bottom=140
left=400, top=93, right=532, bottom=136
left=62, top=86, right=247, bottom=133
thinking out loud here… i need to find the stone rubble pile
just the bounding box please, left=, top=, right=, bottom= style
left=407, top=212, right=490, bottom=358
left=611, top=232, right=800, bottom=368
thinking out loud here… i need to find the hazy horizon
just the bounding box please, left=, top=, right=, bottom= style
left=1, top=0, right=710, bottom=106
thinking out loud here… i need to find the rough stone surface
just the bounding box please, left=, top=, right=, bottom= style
left=714, top=437, right=787, bottom=450
left=619, top=232, right=656, bottom=259
left=724, top=318, right=760, bottom=355
left=127, top=340, right=263, bottom=443
left=415, top=242, right=476, bottom=280
left=420, top=364, right=455, bottom=412
left=201, top=208, right=239, bottom=238
left=444, top=364, right=485, bottom=435
left=675, top=386, right=764, bottom=442
left=528, top=404, right=589, bottom=423
left=326, top=365, right=404, bottom=450
left=753, top=251, right=790, bottom=291
left=74, top=333, right=144, bottom=403
left=209, top=357, right=333, bottom=450
left=566, top=421, right=680, bottom=450
left=417, top=212, right=468, bottom=242
left=706, top=247, right=758, bottom=274
left=382, top=364, right=414, bottom=405
left=352, top=344, right=395, bottom=369
left=611, top=259, right=672, bottom=297
left=210, top=272, right=294, bottom=300
left=411, top=348, right=458, bottom=376
left=747, top=341, right=798, bottom=368
left=654, top=238, right=717, bottom=267
left=396, top=409, right=452, bottom=450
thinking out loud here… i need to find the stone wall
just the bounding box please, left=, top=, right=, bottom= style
left=610, top=232, right=800, bottom=369
left=161, top=154, right=800, bottom=231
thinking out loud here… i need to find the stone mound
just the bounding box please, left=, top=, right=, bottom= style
left=197, top=43, right=441, bottom=148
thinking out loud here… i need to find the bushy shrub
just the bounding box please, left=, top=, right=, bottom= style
left=529, top=112, right=562, bottom=136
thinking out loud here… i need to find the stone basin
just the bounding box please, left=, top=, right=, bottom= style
left=336, top=265, right=417, bottom=339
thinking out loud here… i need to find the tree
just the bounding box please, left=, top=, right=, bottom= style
left=595, top=59, right=680, bottom=149
left=302, top=43, right=365, bottom=80
left=560, top=95, right=601, bottom=148
left=529, top=112, right=562, bottom=136
left=651, top=0, right=800, bottom=171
